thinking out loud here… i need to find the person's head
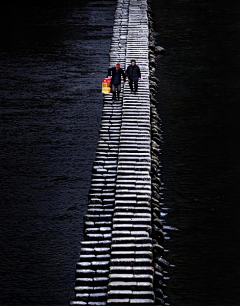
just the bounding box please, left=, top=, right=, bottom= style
left=131, top=59, right=136, bottom=66
left=116, top=62, right=121, bottom=70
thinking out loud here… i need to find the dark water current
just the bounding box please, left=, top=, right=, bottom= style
left=1, top=1, right=240, bottom=306
left=152, top=1, right=240, bottom=305
left=0, top=1, right=116, bottom=305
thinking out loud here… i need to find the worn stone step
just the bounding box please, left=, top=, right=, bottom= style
left=77, top=257, right=110, bottom=266
left=87, top=208, right=114, bottom=214
left=116, top=185, right=151, bottom=192
left=75, top=277, right=109, bottom=286
left=108, top=290, right=154, bottom=299
left=95, top=152, right=119, bottom=157
left=90, top=184, right=114, bottom=190
left=114, top=206, right=151, bottom=212
left=117, top=165, right=151, bottom=171
left=87, top=204, right=114, bottom=209
left=114, top=193, right=151, bottom=200
left=121, top=121, right=150, bottom=125
left=70, top=301, right=88, bottom=306
left=108, top=281, right=153, bottom=290
left=114, top=212, right=151, bottom=218
left=86, top=233, right=112, bottom=240
left=111, top=236, right=152, bottom=244
left=109, top=266, right=154, bottom=275
left=112, top=224, right=151, bottom=233
left=85, top=228, right=112, bottom=235
left=119, top=135, right=149, bottom=140
left=84, top=221, right=112, bottom=228
left=112, top=230, right=149, bottom=237
left=87, top=197, right=115, bottom=204
left=75, top=292, right=108, bottom=302
left=84, top=232, right=111, bottom=240
left=116, top=174, right=150, bottom=180
left=75, top=269, right=109, bottom=277
left=88, top=301, right=107, bottom=306
left=84, top=215, right=113, bottom=222
left=117, top=158, right=151, bottom=164
left=111, top=243, right=152, bottom=251
left=107, top=299, right=155, bottom=306
left=89, top=200, right=115, bottom=207
left=91, top=173, right=117, bottom=179
left=81, top=240, right=112, bottom=248
left=110, top=257, right=152, bottom=266
left=119, top=142, right=150, bottom=147
left=117, top=170, right=150, bottom=176
left=115, top=184, right=151, bottom=191
left=109, top=273, right=153, bottom=282
left=118, top=149, right=150, bottom=155
left=80, top=247, right=111, bottom=254
left=114, top=201, right=151, bottom=208
left=74, top=286, right=102, bottom=293
left=115, top=194, right=151, bottom=201
left=76, top=259, right=110, bottom=268
left=113, top=218, right=151, bottom=225
left=119, top=135, right=151, bottom=140
left=111, top=250, right=152, bottom=259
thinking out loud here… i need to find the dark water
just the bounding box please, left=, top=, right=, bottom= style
left=1, top=1, right=240, bottom=306
left=152, top=0, right=240, bottom=305
left=0, top=1, right=116, bottom=305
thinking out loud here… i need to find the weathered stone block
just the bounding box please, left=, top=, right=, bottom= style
left=75, top=293, right=89, bottom=302
left=75, top=269, right=95, bottom=277
left=88, top=302, right=107, bottom=306
left=74, top=286, right=94, bottom=293
left=129, top=298, right=155, bottom=304
left=108, top=290, right=132, bottom=297
left=69, top=301, right=87, bottom=306
left=107, top=298, right=130, bottom=305
left=89, top=292, right=107, bottom=301
left=110, top=258, right=135, bottom=266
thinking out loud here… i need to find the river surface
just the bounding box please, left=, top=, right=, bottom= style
left=0, top=1, right=116, bottom=305
left=1, top=1, right=240, bottom=306
left=152, top=1, right=240, bottom=305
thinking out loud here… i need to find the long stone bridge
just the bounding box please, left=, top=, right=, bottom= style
left=70, top=0, right=168, bottom=305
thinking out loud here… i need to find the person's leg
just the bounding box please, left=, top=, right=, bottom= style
left=112, top=84, right=116, bottom=100
left=117, top=84, right=121, bottom=100
left=129, top=80, right=133, bottom=92
left=134, top=80, right=138, bottom=92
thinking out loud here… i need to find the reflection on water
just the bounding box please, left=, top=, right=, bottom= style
left=153, top=0, right=240, bottom=305
left=0, top=1, right=116, bottom=305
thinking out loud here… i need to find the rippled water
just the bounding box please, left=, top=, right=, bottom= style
left=153, top=0, right=240, bottom=305
left=0, top=1, right=116, bottom=305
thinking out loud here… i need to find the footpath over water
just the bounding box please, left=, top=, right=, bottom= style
left=70, top=0, right=167, bottom=305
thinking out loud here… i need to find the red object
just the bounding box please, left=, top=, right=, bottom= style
left=102, top=77, right=111, bottom=85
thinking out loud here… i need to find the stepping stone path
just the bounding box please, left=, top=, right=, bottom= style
left=70, top=0, right=167, bottom=305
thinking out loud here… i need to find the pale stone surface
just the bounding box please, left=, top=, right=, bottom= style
left=71, top=0, right=160, bottom=305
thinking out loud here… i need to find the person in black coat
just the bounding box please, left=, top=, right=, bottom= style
left=108, top=62, right=126, bottom=100
left=125, top=59, right=141, bottom=93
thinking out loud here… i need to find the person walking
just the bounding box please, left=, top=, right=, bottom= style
left=125, top=59, right=141, bottom=93
left=108, top=62, right=126, bottom=100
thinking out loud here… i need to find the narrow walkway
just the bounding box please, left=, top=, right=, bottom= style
left=107, top=0, right=153, bottom=305
left=70, top=1, right=163, bottom=305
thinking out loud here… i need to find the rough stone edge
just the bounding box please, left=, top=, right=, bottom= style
left=147, top=0, right=170, bottom=305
